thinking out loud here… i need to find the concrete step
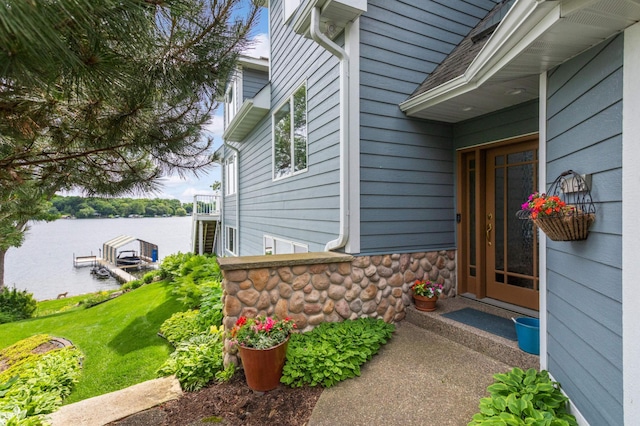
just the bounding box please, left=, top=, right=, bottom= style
left=404, top=296, right=539, bottom=371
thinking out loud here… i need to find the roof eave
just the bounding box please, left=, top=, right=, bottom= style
left=222, top=84, right=271, bottom=142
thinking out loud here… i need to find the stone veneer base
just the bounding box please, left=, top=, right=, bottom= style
left=218, top=250, right=456, bottom=367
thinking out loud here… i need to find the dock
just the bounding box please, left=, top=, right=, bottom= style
left=73, top=255, right=152, bottom=283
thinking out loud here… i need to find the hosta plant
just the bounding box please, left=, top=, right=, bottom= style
left=469, top=368, right=577, bottom=426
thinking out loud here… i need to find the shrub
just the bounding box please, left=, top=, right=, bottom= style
left=0, top=345, right=82, bottom=424
left=159, top=252, right=194, bottom=280
left=468, top=368, right=578, bottom=426
left=281, top=318, right=395, bottom=388
left=157, top=328, right=226, bottom=391
left=165, top=254, right=222, bottom=309
left=78, top=291, right=112, bottom=308
left=121, top=279, right=143, bottom=291
left=0, top=335, right=52, bottom=378
left=196, top=283, right=223, bottom=329
left=142, top=270, right=161, bottom=284
left=0, top=288, right=37, bottom=324
left=159, top=310, right=206, bottom=346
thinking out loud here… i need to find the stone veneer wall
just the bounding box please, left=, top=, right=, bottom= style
left=218, top=250, right=456, bottom=366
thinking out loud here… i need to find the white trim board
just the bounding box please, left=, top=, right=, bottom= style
left=623, top=21, right=640, bottom=423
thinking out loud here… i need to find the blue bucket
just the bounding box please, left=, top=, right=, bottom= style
left=513, top=317, right=540, bottom=355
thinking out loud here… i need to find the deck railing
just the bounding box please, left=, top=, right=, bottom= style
left=192, top=194, right=221, bottom=216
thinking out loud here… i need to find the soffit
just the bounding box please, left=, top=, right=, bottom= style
left=401, top=0, right=640, bottom=123
left=223, top=83, right=271, bottom=142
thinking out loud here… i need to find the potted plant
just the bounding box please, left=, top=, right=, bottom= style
left=229, top=316, right=296, bottom=391
left=520, top=191, right=595, bottom=241
left=411, top=279, right=443, bottom=312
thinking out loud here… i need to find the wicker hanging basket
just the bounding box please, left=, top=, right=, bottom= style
left=518, top=170, right=596, bottom=242
left=532, top=211, right=595, bottom=241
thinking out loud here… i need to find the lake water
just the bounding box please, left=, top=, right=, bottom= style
left=5, top=216, right=193, bottom=300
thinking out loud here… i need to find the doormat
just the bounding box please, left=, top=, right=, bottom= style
left=441, top=308, right=517, bottom=341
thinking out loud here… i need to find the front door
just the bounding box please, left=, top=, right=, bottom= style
left=458, top=137, right=539, bottom=310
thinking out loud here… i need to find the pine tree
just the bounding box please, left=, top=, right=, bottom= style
left=0, top=0, right=262, bottom=288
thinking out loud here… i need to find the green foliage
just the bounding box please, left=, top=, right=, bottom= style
left=281, top=318, right=395, bottom=388
left=78, top=291, right=113, bottom=309
left=159, top=310, right=207, bottom=346
left=0, top=345, right=82, bottom=424
left=160, top=254, right=222, bottom=309
left=0, top=335, right=51, bottom=376
left=50, top=196, right=188, bottom=219
left=159, top=252, right=194, bottom=280
left=469, top=368, right=578, bottom=426
left=0, top=288, right=37, bottom=324
left=197, top=284, right=223, bottom=329
left=121, top=279, right=143, bottom=291
left=157, top=330, right=225, bottom=391
left=142, top=270, right=161, bottom=284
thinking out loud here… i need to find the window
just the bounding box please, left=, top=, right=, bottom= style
left=226, top=226, right=237, bottom=255
left=283, top=0, right=301, bottom=22
left=225, top=155, right=236, bottom=195
left=264, top=235, right=308, bottom=255
left=224, top=77, right=239, bottom=129
left=273, top=84, right=307, bottom=179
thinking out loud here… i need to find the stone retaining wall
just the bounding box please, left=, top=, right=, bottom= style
left=219, top=250, right=456, bottom=366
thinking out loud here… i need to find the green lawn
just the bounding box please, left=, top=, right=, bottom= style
left=0, top=282, right=183, bottom=403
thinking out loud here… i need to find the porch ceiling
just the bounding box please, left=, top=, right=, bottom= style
left=400, top=0, right=640, bottom=123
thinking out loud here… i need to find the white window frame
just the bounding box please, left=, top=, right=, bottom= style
left=225, top=155, right=236, bottom=195
left=224, top=71, right=241, bottom=129
left=264, top=235, right=308, bottom=255
left=272, top=82, right=308, bottom=181
left=225, top=226, right=237, bottom=255
left=283, top=0, right=301, bottom=23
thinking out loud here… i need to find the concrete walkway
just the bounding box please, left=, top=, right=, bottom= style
left=308, top=321, right=511, bottom=426
left=48, top=321, right=513, bottom=425
left=49, top=376, right=182, bottom=426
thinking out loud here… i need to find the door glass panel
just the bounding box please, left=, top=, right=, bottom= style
left=507, top=276, right=533, bottom=289
left=507, top=150, right=534, bottom=164
left=469, top=168, right=476, bottom=267
left=494, top=167, right=504, bottom=271
left=495, top=272, right=504, bottom=283
left=507, top=162, right=534, bottom=276
left=495, top=155, right=504, bottom=166
left=470, top=267, right=476, bottom=277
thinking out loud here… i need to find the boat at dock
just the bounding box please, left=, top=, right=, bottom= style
left=116, top=250, right=142, bottom=267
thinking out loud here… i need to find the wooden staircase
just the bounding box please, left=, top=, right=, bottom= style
left=190, top=195, right=221, bottom=255
left=193, top=220, right=219, bottom=254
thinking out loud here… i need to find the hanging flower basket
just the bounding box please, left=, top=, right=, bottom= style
left=532, top=211, right=595, bottom=241
left=518, top=170, right=596, bottom=242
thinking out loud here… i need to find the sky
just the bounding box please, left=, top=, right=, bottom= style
left=124, top=7, right=269, bottom=203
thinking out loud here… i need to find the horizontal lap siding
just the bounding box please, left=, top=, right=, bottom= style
left=233, top=0, right=341, bottom=255
left=359, top=0, right=499, bottom=254
left=242, top=68, right=268, bottom=99
left=453, top=100, right=539, bottom=149
left=545, top=35, right=623, bottom=426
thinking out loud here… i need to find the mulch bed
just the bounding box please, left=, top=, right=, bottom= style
left=110, top=371, right=323, bottom=426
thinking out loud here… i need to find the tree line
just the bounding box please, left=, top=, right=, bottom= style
left=50, top=196, right=193, bottom=219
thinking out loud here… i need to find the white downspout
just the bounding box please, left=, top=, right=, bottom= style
left=225, top=143, right=240, bottom=255
left=310, top=7, right=350, bottom=252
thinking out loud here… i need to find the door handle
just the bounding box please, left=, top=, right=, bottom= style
left=486, top=222, right=493, bottom=246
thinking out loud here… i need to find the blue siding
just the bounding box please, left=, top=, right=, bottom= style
left=242, top=68, right=268, bottom=100
left=359, top=0, right=498, bottom=254
left=226, top=0, right=342, bottom=255
left=453, top=100, right=539, bottom=149
left=545, top=35, right=623, bottom=426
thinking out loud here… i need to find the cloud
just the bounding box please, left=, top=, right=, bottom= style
left=243, top=33, right=269, bottom=59
left=204, top=114, right=225, bottom=140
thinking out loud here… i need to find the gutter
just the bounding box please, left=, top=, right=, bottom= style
left=310, top=7, right=350, bottom=252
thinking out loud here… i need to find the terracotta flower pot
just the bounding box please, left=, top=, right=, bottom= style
left=413, top=294, right=438, bottom=312
left=238, top=338, right=289, bottom=391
